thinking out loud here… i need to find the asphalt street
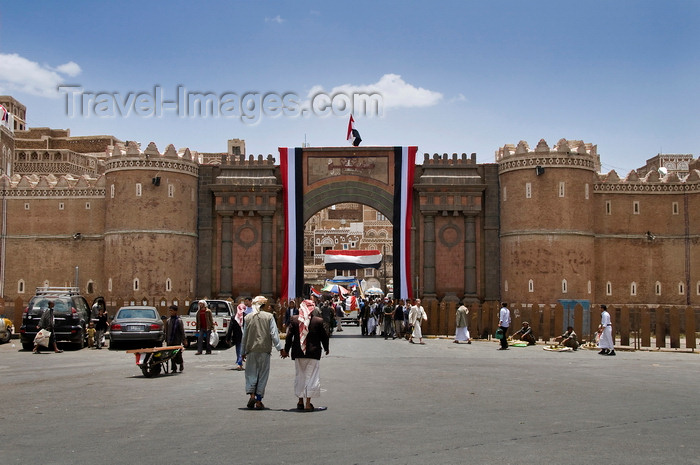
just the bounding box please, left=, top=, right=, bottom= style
left=1, top=326, right=699, bottom=465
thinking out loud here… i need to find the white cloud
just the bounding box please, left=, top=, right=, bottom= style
left=309, top=74, right=443, bottom=109
left=449, top=93, right=467, bottom=104
left=0, top=53, right=82, bottom=98
left=265, top=15, right=285, bottom=24
left=54, top=61, right=82, bottom=77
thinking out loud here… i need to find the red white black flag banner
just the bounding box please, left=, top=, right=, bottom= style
left=346, top=114, right=362, bottom=146
left=279, top=147, right=304, bottom=300
left=324, top=250, right=382, bottom=271
left=393, top=146, right=417, bottom=300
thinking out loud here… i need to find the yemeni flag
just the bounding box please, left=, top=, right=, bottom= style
left=279, top=147, right=304, bottom=300
left=346, top=114, right=362, bottom=146
left=0, top=104, right=8, bottom=123
left=324, top=250, right=382, bottom=271
left=393, top=146, right=417, bottom=300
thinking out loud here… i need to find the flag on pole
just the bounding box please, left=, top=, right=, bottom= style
left=0, top=104, right=8, bottom=124
left=346, top=115, right=362, bottom=146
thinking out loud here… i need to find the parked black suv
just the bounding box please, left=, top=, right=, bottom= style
left=20, top=287, right=92, bottom=350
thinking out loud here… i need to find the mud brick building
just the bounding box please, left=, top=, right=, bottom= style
left=1, top=96, right=699, bottom=336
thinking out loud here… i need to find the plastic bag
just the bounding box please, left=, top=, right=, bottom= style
left=34, top=329, right=51, bottom=348
left=494, top=328, right=504, bottom=340
left=209, top=330, right=219, bottom=347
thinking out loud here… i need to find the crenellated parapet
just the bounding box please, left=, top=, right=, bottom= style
left=422, top=152, right=478, bottom=165
left=0, top=172, right=105, bottom=198
left=105, top=141, right=198, bottom=177
left=13, top=148, right=104, bottom=176
left=496, top=138, right=600, bottom=174
left=594, top=167, right=700, bottom=194
left=220, top=153, right=276, bottom=166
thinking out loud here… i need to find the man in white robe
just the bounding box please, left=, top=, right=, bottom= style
left=597, top=305, right=615, bottom=356
left=454, top=302, right=471, bottom=343
left=409, top=299, right=427, bottom=344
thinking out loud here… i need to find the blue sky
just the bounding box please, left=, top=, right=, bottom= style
left=1, top=0, right=698, bottom=173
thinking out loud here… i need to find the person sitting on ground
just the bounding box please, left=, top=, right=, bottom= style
left=555, top=326, right=579, bottom=350
left=511, top=321, right=536, bottom=345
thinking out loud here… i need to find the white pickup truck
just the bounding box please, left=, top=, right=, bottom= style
left=182, top=300, right=234, bottom=347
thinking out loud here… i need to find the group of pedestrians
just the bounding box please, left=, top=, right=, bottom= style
left=226, top=295, right=330, bottom=411
left=497, top=302, right=614, bottom=354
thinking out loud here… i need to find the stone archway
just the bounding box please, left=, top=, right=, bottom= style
left=199, top=148, right=500, bottom=308
left=303, top=182, right=394, bottom=224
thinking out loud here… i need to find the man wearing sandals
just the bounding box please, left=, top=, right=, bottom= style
left=284, top=298, right=330, bottom=411
left=241, top=296, right=288, bottom=410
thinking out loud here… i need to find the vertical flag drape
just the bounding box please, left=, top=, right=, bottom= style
left=279, top=147, right=304, bottom=300
left=392, top=146, right=417, bottom=300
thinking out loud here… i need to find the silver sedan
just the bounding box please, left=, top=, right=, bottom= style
left=109, top=306, right=164, bottom=349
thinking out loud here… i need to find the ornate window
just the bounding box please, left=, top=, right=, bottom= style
left=133, top=278, right=140, bottom=291
left=528, top=279, right=534, bottom=293
left=630, top=282, right=637, bottom=296
left=606, top=281, right=612, bottom=296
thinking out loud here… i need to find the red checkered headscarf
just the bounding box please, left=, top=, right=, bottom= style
left=298, top=299, right=315, bottom=354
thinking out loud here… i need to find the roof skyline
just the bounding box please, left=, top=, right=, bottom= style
left=1, top=1, right=698, bottom=174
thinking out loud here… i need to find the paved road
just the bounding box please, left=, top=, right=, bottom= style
left=1, top=327, right=699, bottom=465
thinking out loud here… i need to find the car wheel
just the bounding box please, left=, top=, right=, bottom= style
left=22, top=342, right=33, bottom=351
left=109, top=340, right=119, bottom=350
left=0, top=331, right=10, bottom=344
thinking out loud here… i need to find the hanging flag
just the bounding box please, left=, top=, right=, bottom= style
left=324, top=250, right=382, bottom=270
left=392, top=146, right=417, bottom=300
left=0, top=104, right=8, bottom=124
left=279, top=147, right=304, bottom=300
left=346, top=114, right=362, bottom=146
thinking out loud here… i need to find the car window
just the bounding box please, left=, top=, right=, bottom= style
left=29, top=297, right=71, bottom=315
left=211, top=302, right=231, bottom=316
left=118, top=309, right=157, bottom=319
left=73, top=297, right=89, bottom=314
left=189, top=301, right=231, bottom=315
left=52, top=299, right=71, bottom=313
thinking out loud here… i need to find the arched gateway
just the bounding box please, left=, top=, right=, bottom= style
left=196, top=146, right=500, bottom=306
